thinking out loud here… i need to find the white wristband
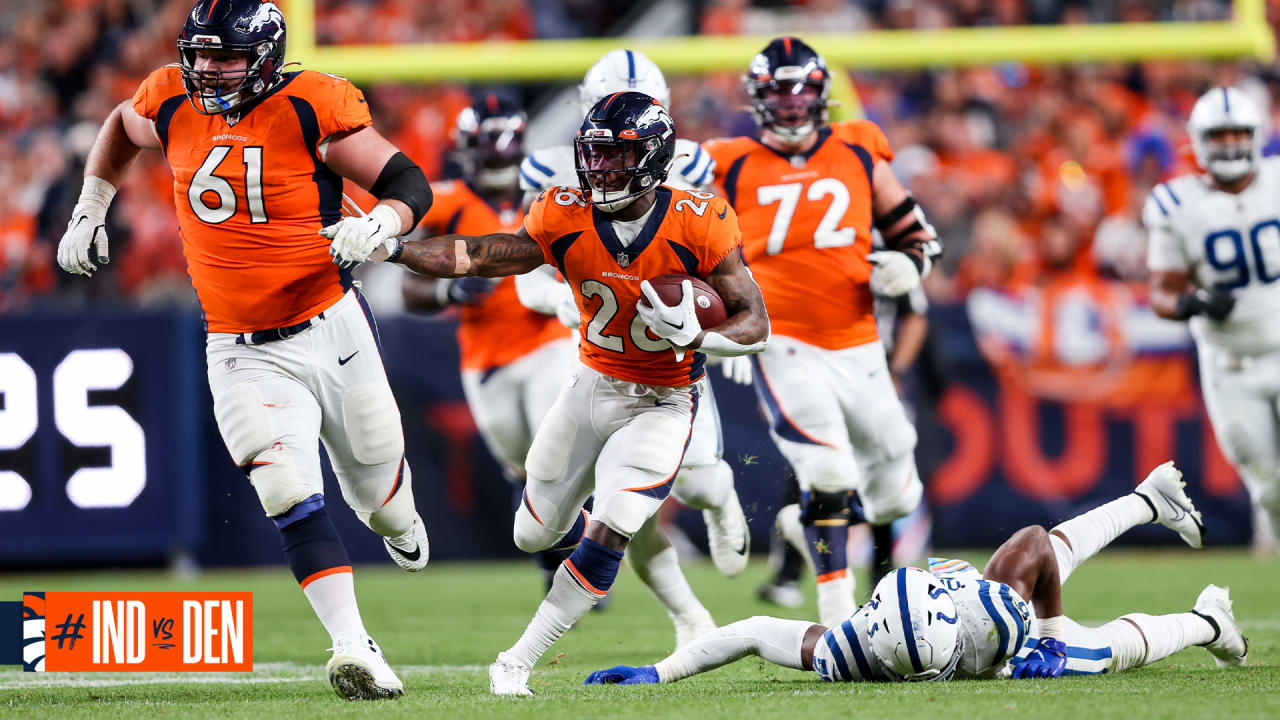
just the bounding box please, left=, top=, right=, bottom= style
left=78, top=176, right=117, bottom=214
left=370, top=203, right=403, bottom=238
left=1037, top=615, right=1065, bottom=641
left=697, top=330, right=768, bottom=357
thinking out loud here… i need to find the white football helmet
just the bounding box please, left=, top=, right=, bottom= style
left=580, top=49, right=671, bottom=115
left=864, top=568, right=963, bottom=682
left=1188, top=86, right=1264, bottom=183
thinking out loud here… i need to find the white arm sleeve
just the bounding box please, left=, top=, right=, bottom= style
left=515, top=264, right=571, bottom=315
left=697, top=328, right=769, bottom=357
left=1143, top=194, right=1190, bottom=273
left=653, top=616, right=812, bottom=683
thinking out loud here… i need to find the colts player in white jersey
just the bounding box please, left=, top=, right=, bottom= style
left=515, top=49, right=752, bottom=638
left=585, top=462, right=1247, bottom=685
left=1146, top=86, right=1280, bottom=552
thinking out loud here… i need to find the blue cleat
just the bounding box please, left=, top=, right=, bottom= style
left=584, top=665, right=660, bottom=685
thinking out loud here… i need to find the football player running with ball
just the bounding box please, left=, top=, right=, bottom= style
left=703, top=37, right=942, bottom=626
left=517, top=49, right=755, bottom=586
left=55, top=0, right=430, bottom=700
left=1146, top=86, right=1280, bottom=553
left=380, top=92, right=770, bottom=696
left=585, top=462, right=1247, bottom=686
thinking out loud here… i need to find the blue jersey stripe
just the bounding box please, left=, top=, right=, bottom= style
left=822, top=629, right=852, bottom=681
left=519, top=168, right=541, bottom=191
left=897, top=569, right=925, bottom=674
left=681, top=145, right=705, bottom=175
left=998, top=585, right=1027, bottom=659
left=690, top=161, right=713, bottom=188
left=526, top=154, right=555, bottom=179
left=977, top=581, right=1010, bottom=663
left=840, top=620, right=873, bottom=679
left=1160, top=182, right=1181, bottom=205
left=1150, top=192, right=1169, bottom=217
left=1066, top=645, right=1113, bottom=661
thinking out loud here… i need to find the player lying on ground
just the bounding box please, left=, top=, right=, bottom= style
left=378, top=91, right=770, bottom=696
left=55, top=0, right=431, bottom=700
left=585, top=461, right=1248, bottom=685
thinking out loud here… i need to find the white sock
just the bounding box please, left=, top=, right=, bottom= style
left=816, top=573, right=855, bottom=628
left=506, top=563, right=600, bottom=668
left=654, top=616, right=811, bottom=682
left=1048, top=494, right=1153, bottom=583
left=628, top=519, right=710, bottom=621
left=302, top=571, right=367, bottom=642
left=1096, top=612, right=1215, bottom=672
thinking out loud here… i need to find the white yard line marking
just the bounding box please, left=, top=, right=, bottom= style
left=0, top=663, right=484, bottom=690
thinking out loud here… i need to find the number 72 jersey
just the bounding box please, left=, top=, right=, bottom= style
left=705, top=121, right=893, bottom=351
left=131, top=66, right=372, bottom=334
left=1144, top=157, right=1280, bottom=354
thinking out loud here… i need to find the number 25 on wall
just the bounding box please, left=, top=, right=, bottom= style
left=0, top=349, right=145, bottom=511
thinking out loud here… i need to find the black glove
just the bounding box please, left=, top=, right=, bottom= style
left=446, top=277, right=495, bottom=305
left=1176, top=287, right=1235, bottom=322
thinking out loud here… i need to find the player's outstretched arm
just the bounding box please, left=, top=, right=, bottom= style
left=1149, top=269, right=1235, bottom=322
left=394, top=227, right=547, bottom=278
left=694, top=247, right=770, bottom=356
left=984, top=525, right=1070, bottom=678
left=57, top=101, right=158, bottom=277
left=584, top=616, right=823, bottom=685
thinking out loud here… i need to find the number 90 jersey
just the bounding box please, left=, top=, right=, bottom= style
left=523, top=185, right=741, bottom=387
left=705, top=121, right=892, bottom=351
left=131, top=66, right=372, bottom=333
left=1145, top=157, right=1280, bottom=355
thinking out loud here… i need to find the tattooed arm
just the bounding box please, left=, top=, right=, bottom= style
left=393, top=227, right=547, bottom=278
left=692, top=248, right=770, bottom=356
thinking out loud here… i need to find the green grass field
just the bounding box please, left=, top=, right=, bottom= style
left=2, top=551, right=1278, bottom=719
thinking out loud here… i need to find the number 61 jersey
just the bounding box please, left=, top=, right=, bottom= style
left=131, top=66, right=371, bottom=333
left=522, top=185, right=741, bottom=387
left=1145, top=157, right=1280, bottom=355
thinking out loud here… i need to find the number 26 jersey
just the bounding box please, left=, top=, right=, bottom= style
left=132, top=66, right=372, bottom=333
left=522, top=185, right=741, bottom=388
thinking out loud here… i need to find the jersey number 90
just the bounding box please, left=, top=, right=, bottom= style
left=1205, top=219, right=1280, bottom=289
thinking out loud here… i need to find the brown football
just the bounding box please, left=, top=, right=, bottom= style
left=640, top=274, right=728, bottom=329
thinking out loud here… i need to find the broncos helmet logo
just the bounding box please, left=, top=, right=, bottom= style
left=635, top=103, right=673, bottom=136
left=244, top=2, right=285, bottom=35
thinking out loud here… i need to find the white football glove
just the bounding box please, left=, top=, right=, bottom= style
left=321, top=203, right=402, bottom=269
left=57, top=176, right=115, bottom=277
left=720, top=355, right=754, bottom=386
left=867, top=250, right=921, bottom=297
left=637, top=279, right=702, bottom=360
left=555, top=293, right=581, bottom=330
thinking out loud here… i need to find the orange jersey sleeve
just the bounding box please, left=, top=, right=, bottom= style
left=288, top=71, right=373, bottom=142
left=831, top=120, right=893, bottom=164
left=132, top=65, right=186, bottom=120
left=521, top=186, right=586, bottom=268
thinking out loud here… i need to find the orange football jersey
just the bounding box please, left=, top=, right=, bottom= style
left=705, top=121, right=892, bottom=350
left=132, top=66, right=372, bottom=333
left=522, top=185, right=741, bottom=387
left=421, top=180, right=570, bottom=372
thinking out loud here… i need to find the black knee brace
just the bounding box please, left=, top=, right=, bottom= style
left=801, top=489, right=853, bottom=526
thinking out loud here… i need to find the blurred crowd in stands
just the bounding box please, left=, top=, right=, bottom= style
left=2, top=0, right=1274, bottom=313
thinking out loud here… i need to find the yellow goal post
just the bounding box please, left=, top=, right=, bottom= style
left=282, top=0, right=1274, bottom=123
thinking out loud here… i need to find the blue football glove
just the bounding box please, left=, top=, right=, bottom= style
left=1011, top=637, right=1068, bottom=679
left=446, top=277, right=495, bottom=305
left=583, top=665, right=660, bottom=685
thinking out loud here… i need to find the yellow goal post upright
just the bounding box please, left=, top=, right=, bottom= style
left=283, top=0, right=1273, bottom=123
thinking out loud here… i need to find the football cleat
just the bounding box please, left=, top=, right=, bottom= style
left=383, top=514, right=429, bottom=572
left=584, top=664, right=660, bottom=685
left=671, top=608, right=717, bottom=651
left=489, top=651, right=535, bottom=697
left=326, top=633, right=404, bottom=700
left=1134, top=461, right=1205, bottom=548
left=1193, top=585, right=1248, bottom=667
left=757, top=579, right=805, bottom=609
left=704, top=489, right=750, bottom=577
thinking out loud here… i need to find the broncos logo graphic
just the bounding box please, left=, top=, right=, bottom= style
left=244, top=2, right=285, bottom=34
left=635, top=103, right=673, bottom=134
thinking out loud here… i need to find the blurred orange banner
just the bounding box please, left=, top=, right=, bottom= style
left=28, top=592, right=252, bottom=672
